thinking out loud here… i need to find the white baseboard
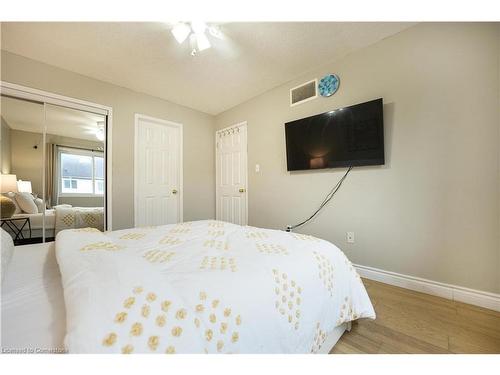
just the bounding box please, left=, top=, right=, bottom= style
left=354, top=264, right=500, bottom=312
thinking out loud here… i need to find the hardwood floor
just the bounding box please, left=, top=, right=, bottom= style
left=331, top=279, right=500, bottom=354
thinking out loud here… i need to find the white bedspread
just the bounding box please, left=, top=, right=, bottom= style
left=2, top=243, right=66, bottom=353
left=55, top=220, right=375, bottom=354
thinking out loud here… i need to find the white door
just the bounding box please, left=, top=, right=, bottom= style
left=216, top=122, right=248, bottom=225
left=135, top=114, right=182, bottom=227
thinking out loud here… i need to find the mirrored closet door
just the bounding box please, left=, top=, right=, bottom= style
left=1, top=95, right=45, bottom=244
left=0, top=93, right=108, bottom=245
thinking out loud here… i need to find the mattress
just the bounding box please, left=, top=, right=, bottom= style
left=1, top=242, right=66, bottom=353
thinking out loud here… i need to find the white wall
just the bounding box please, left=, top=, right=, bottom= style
left=215, top=23, right=500, bottom=293
left=1, top=117, right=11, bottom=174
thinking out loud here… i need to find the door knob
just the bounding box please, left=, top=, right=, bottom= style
left=172, top=189, right=178, bottom=194
left=239, top=188, right=246, bottom=193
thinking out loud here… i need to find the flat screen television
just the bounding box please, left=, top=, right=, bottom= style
left=285, top=98, right=385, bottom=171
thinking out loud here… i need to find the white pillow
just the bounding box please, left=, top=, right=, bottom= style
left=14, top=192, right=38, bottom=214
left=34, top=198, right=45, bottom=212
left=1, top=228, right=14, bottom=282
left=4, top=192, right=21, bottom=214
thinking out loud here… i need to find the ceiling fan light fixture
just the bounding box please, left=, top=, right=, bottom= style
left=195, top=32, right=211, bottom=52
left=171, top=23, right=191, bottom=44
left=191, top=21, right=207, bottom=35
left=189, top=33, right=198, bottom=56
left=171, top=22, right=221, bottom=56
left=208, top=25, right=223, bottom=39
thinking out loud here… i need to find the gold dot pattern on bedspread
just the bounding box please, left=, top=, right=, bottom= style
left=102, top=332, right=117, bottom=347
left=291, top=233, right=320, bottom=242
left=203, top=239, right=229, bottom=250
left=313, top=251, right=334, bottom=296
left=80, top=242, right=124, bottom=252
left=343, top=256, right=364, bottom=284
left=148, top=336, right=160, bottom=351
left=176, top=309, right=187, bottom=320
left=72, top=227, right=100, bottom=233
left=122, top=344, right=134, bottom=354
left=62, top=213, right=75, bottom=226
left=255, top=242, right=289, bottom=255
left=101, top=286, right=243, bottom=353
left=193, top=290, right=242, bottom=353
left=123, top=297, right=136, bottom=308
left=115, top=312, right=128, bottom=323
left=169, top=226, right=191, bottom=234
left=310, top=323, right=327, bottom=353
left=200, top=256, right=237, bottom=272
left=130, top=322, right=143, bottom=336
left=156, top=314, right=166, bottom=327
left=158, top=236, right=182, bottom=246
left=207, top=230, right=225, bottom=238
left=208, top=221, right=224, bottom=228
left=337, top=296, right=359, bottom=325
left=161, top=300, right=172, bottom=312
left=141, top=304, right=150, bottom=318
left=272, top=269, right=302, bottom=330
left=171, top=326, right=183, bottom=337
left=245, top=231, right=268, bottom=239
left=142, top=250, right=175, bottom=263
left=120, top=232, right=146, bottom=240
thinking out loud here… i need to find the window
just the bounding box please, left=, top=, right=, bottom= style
left=58, top=147, right=104, bottom=196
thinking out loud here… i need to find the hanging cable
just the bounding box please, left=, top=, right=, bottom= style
left=286, top=166, right=353, bottom=232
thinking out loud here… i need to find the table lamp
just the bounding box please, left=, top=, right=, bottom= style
left=17, top=180, right=33, bottom=194
left=1, top=174, right=18, bottom=219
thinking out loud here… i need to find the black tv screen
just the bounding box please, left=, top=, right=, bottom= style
left=285, top=98, right=384, bottom=171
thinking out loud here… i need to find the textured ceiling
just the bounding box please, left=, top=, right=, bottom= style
left=1, top=22, right=415, bottom=115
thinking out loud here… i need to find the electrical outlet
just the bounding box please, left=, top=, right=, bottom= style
left=346, top=232, right=355, bottom=244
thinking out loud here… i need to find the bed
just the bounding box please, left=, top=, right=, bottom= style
left=1, top=220, right=375, bottom=354
left=8, top=206, right=104, bottom=240
left=1, top=241, right=67, bottom=353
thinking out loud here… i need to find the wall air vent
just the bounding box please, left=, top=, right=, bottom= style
left=290, top=79, right=317, bottom=107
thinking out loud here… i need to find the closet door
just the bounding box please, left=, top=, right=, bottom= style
left=216, top=123, right=248, bottom=225
left=0, top=95, right=45, bottom=244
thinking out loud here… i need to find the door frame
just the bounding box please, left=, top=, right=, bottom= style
left=134, top=113, right=183, bottom=226
left=215, top=121, right=248, bottom=224
left=0, top=81, right=114, bottom=230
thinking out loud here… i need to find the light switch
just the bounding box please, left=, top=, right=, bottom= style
left=255, top=164, right=260, bottom=173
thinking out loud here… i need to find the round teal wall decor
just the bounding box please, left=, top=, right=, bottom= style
left=318, top=74, right=340, bottom=97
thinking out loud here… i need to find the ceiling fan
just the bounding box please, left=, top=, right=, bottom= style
left=170, top=22, right=224, bottom=56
